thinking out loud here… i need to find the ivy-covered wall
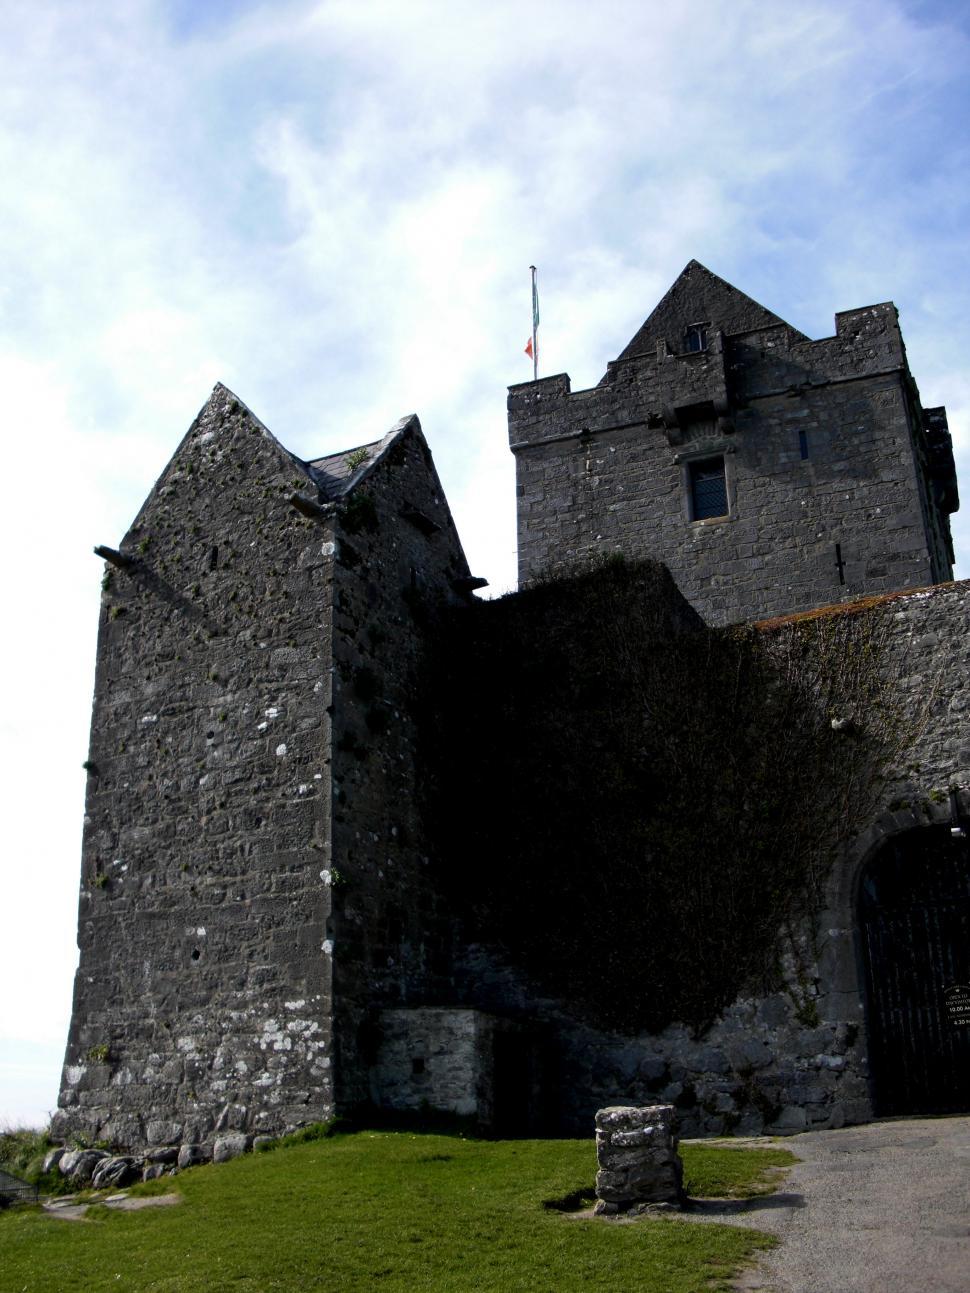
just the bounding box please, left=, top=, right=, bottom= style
left=428, top=560, right=970, bottom=1135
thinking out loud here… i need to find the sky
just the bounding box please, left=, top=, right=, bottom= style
left=2, top=0, right=970, bottom=1128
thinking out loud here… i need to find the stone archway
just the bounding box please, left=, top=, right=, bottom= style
left=857, top=823, right=970, bottom=1116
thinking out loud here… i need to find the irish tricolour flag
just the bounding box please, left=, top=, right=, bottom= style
left=525, top=266, right=539, bottom=374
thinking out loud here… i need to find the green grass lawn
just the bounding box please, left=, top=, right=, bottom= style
left=0, top=1133, right=794, bottom=1293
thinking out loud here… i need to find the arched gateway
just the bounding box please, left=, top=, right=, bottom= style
left=858, top=824, right=970, bottom=1116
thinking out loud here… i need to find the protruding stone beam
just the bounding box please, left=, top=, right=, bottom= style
left=399, top=504, right=441, bottom=536
left=94, top=545, right=134, bottom=570
left=290, top=493, right=336, bottom=523
left=452, top=575, right=489, bottom=594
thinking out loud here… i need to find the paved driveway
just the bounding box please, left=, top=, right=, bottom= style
left=693, top=1116, right=970, bottom=1292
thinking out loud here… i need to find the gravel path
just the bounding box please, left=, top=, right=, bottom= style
left=692, top=1116, right=970, bottom=1292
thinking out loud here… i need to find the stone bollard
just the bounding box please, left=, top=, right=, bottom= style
left=594, top=1104, right=684, bottom=1215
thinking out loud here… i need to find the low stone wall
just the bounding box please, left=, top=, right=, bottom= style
left=458, top=942, right=870, bottom=1136
left=45, top=1129, right=277, bottom=1190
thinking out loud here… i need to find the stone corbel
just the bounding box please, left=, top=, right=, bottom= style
left=661, top=407, right=683, bottom=445
left=713, top=397, right=735, bottom=437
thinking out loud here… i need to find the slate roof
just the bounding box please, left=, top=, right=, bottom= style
left=306, top=439, right=385, bottom=500
left=302, top=415, right=423, bottom=501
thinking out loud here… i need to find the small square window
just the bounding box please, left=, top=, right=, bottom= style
left=689, top=457, right=727, bottom=520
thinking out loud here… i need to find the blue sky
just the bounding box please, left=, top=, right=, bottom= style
left=2, top=0, right=969, bottom=1126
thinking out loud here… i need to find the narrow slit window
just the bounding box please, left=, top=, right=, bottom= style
left=835, top=542, right=846, bottom=585
left=799, top=429, right=809, bottom=459
left=689, top=457, right=727, bottom=520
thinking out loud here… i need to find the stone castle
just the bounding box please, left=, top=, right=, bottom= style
left=54, top=262, right=970, bottom=1156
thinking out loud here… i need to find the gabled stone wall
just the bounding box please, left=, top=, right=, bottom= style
left=55, top=392, right=478, bottom=1150
left=56, top=387, right=339, bottom=1151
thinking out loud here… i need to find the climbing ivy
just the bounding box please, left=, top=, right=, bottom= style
left=427, top=557, right=923, bottom=1035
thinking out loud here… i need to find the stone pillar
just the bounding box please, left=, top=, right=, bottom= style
left=594, top=1104, right=683, bottom=1215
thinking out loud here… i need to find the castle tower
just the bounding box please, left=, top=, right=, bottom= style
left=54, top=386, right=475, bottom=1152
left=508, top=261, right=958, bottom=624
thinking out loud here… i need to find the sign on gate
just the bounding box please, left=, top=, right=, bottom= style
left=943, top=984, right=970, bottom=1027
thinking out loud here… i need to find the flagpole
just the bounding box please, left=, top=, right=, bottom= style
left=529, top=265, right=538, bottom=381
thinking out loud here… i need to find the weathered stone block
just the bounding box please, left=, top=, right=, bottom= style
left=177, top=1143, right=209, bottom=1169
left=594, top=1105, right=682, bottom=1212
left=214, top=1103, right=249, bottom=1132
left=41, top=1148, right=66, bottom=1174
left=146, top=1121, right=182, bottom=1145
left=59, top=1149, right=109, bottom=1182
left=145, top=1146, right=179, bottom=1164
left=213, top=1133, right=252, bottom=1163
left=92, top=1156, right=141, bottom=1190
left=771, top=1105, right=808, bottom=1132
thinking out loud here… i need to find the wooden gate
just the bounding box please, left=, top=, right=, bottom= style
left=858, top=824, right=970, bottom=1116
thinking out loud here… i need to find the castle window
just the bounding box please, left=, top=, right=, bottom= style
left=799, top=429, right=809, bottom=460
left=689, top=457, right=727, bottom=520
left=684, top=324, right=708, bottom=353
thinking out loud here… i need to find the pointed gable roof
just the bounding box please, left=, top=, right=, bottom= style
left=616, top=260, right=797, bottom=361
left=307, top=438, right=385, bottom=499
left=306, top=414, right=427, bottom=501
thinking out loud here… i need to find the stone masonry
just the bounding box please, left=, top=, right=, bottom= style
left=451, top=578, right=970, bottom=1137
left=594, top=1105, right=683, bottom=1213
left=371, top=1008, right=500, bottom=1124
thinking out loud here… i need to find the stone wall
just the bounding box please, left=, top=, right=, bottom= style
left=54, top=389, right=480, bottom=1150
left=325, top=418, right=477, bottom=1111
left=451, top=580, right=970, bottom=1136
left=53, top=391, right=479, bottom=1152
left=371, top=1008, right=497, bottom=1123
left=55, top=386, right=338, bottom=1151
left=509, top=267, right=956, bottom=626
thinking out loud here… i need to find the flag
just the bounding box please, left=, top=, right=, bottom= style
left=525, top=265, right=539, bottom=374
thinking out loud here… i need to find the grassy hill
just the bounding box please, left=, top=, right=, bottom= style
left=0, top=1130, right=792, bottom=1292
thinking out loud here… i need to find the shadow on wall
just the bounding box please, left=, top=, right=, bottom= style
left=425, top=555, right=926, bottom=1038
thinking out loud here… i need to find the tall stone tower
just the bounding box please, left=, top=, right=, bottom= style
left=508, top=261, right=958, bottom=624
left=54, top=385, right=476, bottom=1152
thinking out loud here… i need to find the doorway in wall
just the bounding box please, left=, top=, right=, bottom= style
left=491, top=1024, right=560, bottom=1136
left=858, top=824, right=970, bottom=1115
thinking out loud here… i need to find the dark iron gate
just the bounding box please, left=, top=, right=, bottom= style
left=858, top=824, right=970, bottom=1116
